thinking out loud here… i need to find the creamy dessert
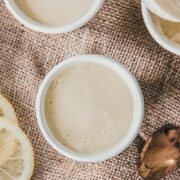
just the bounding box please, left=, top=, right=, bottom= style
left=143, top=0, right=180, bottom=45
left=45, top=63, right=134, bottom=153
left=143, top=0, right=180, bottom=22
left=152, top=14, right=180, bottom=45
left=15, top=0, right=95, bottom=26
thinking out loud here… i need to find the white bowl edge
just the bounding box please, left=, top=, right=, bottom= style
left=141, top=2, right=180, bottom=56
left=4, top=0, right=104, bottom=34
left=36, top=55, right=144, bottom=162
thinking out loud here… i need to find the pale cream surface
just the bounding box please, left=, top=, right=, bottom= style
left=45, top=64, right=134, bottom=153
left=152, top=14, right=180, bottom=44
left=15, top=0, right=95, bottom=26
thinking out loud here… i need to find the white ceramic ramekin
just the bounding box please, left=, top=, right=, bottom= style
left=36, top=55, right=144, bottom=162
left=4, top=0, right=104, bottom=34
left=141, top=2, right=180, bottom=56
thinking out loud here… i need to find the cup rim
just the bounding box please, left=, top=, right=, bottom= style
left=141, top=2, right=180, bottom=56
left=36, top=55, right=144, bottom=162
left=4, top=0, right=104, bottom=34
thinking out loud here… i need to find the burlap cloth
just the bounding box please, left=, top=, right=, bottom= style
left=0, top=0, right=180, bottom=179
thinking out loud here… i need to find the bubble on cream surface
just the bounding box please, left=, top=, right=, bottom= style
left=15, top=0, right=95, bottom=26
left=45, top=64, right=134, bottom=153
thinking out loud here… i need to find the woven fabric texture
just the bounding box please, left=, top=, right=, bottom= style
left=0, top=0, right=180, bottom=179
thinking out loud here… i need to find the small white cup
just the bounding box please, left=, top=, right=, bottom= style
left=36, top=55, right=144, bottom=162
left=4, top=0, right=104, bottom=34
left=141, top=2, right=180, bottom=56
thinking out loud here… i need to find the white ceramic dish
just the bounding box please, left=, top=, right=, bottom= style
left=141, top=2, right=180, bottom=56
left=4, top=0, right=104, bottom=34
left=142, top=0, right=180, bottom=22
left=36, top=55, right=144, bottom=162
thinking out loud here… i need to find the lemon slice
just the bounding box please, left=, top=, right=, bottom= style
left=0, top=117, right=34, bottom=180
left=0, top=94, right=18, bottom=125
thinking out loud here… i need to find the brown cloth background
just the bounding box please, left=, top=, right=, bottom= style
left=0, top=0, right=180, bottom=179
